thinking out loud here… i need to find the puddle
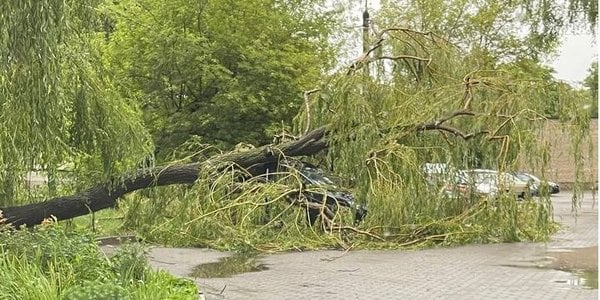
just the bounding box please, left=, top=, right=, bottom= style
left=545, top=246, right=597, bottom=271
left=189, top=253, right=268, bottom=278
left=503, top=246, right=598, bottom=289
left=547, top=246, right=598, bottom=289
left=555, top=269, right=598, bottom=289
left=96, top=235, right=139, bottom=246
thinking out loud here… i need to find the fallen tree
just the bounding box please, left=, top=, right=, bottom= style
left=1, top=127, right=328, bottom=228
left=1, top=97, right=513, bottom=229
left=0, top=23, right=591, bottom=252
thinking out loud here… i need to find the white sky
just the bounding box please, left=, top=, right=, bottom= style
left=548, top=34, right=597, bottom=84
left=344, top=0, right=598, bottom=86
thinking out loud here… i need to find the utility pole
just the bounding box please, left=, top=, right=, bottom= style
left=362, top=0, right=370, bottom=76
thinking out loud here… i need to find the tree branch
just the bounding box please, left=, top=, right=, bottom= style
left=1, top=127, right=329, bottom=228
left=303, top=89, right=320, bottom=134
left=420, top=124, right=490, bottom=140
left=346, top=27, right=445, bottom=75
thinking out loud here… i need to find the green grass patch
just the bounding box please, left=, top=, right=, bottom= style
left=0, top=220, right=198, bottom=300
left=63, top=208, right=128, bottom=236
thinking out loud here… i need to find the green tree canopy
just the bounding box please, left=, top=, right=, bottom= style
left=377, top=0, right=565, bottom=65
left=567, top=0, right=598, bottom=30
left=99, top=0, right=338, bottom=157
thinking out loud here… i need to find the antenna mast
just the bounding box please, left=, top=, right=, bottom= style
left=362, top=0, right=370, bottom=76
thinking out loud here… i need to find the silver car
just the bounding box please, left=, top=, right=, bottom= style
left=461, top=169, right=530, bottom=198
left=513, top=172, right=560, bottom=195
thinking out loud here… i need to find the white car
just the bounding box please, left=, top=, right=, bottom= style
left=513, top=172, right=560, bottom=195
left=461, top=169, right=530, bottom=198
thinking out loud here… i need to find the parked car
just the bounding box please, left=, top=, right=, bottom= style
left=461, top=169, right=530, bottom=199
left=513, top=172, right=560, bottom=195
left=423, top=163, right=451, bottom=183
left=423, top=163, right=470, bottom=198
left=262, top=159, right=367, bottom=225
left=431, top=171, right=471, bottom=199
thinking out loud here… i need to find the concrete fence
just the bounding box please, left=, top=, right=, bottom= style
left=537, top=119, right=597, bottom=186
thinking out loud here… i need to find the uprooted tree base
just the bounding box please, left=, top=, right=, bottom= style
left=1, top=127, right=328, bottom=228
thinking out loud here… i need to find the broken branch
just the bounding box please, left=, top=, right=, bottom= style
left=2, top=127, right=330, bottom=227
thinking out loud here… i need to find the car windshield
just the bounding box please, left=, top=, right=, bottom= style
left=525, top=173, right=541, bottom=182
left=514, top=173, right=531, bottom=182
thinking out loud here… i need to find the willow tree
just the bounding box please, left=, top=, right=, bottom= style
left=102, top=25, right=589, bottom=250
left=567, top=0, right=598, bottom=30
left=287, top=3, right=591, bottom=246
left=0, top=1, right=592, bottom=251
left=0, top=1, right=152, bottom=206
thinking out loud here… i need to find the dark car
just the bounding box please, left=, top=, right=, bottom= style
left=513, top=172, right=560, bottom=195
left=262, top=159, right=367, bottom=225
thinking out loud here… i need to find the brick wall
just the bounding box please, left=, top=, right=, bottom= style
left=536, top=119, right=597, bottom=185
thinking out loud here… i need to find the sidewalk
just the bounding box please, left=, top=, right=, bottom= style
left=147, top=192, right=598, bottom=300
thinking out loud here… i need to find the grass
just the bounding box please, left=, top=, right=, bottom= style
left=65, top=208, right=128, bottom=236
left=0, top=214, right=199, bottom=300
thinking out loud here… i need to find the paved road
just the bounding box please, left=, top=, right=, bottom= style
left=146, top=192, right=598, bottom=300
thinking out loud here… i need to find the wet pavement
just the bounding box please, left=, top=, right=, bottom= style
left=124, top=192, right=598, bottom=299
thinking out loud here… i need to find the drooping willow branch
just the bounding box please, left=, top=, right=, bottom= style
left=420, top=124, right=490, bottom=140
left=462, top=76, right=482, bottom=110
left=1, top=91, right=520, bottom=229
left=369, top=55, right=432, bottom=64
left=346, top=27, right=449, bottom=75
left=3, top=23, right=524, bottom=229
left=415, top=108, right=513, bottom=141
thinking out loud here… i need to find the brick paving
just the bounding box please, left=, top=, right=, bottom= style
left=146, top=192, right=598, bottom=300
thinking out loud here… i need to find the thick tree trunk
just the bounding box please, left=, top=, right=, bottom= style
left=2, top=127, right=328, bottom=228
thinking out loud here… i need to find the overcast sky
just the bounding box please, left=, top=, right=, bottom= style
left=344, top=0, right=598, bottom=86
left=548, top=33, right=597, bottom=84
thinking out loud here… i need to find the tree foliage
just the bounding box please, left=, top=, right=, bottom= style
left=294, top=27, right=582, bottom=235
left=0, top=1, right=152, bottom=206
left=567, top=0, right=598, bottom=30
left=116, top=23, right=590, bottom=250
left=0, top=0, right=593, bottom=251
left=99, top=0, right=338, bottom=156
left=584, top=61, right=598, bottom=117
left=377, top=0, right=564, bottom=64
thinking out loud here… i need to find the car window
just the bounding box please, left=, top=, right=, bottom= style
left=474, top=172, right=495, bottom=183
left=526, top=173, right=541, bottom=182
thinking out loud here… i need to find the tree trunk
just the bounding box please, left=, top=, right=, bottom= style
left=1, top=127, right=328, bottom=228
